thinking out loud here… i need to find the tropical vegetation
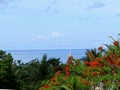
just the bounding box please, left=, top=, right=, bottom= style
left=0, top=34, right=120, bottom=90
left=39, top=35, right=120, bottom=90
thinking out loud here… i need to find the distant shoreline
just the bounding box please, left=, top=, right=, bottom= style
left=5, top=48, right=89, bottom=51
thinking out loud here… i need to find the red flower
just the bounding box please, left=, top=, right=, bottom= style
left=107, top=57, right=115, bottom=65
left=89, top=60, right=99, bottom=67
left=93, top=72, right=98, bottom=77
left=116, top=58, right=120, bottom=66
left=81, top=79, right=90, bottom=85
left=44, top=84, right=49, bottom=88
left=114, top=41, right=119, bottom=46
left=55, top=71, right=61, bottom=77
left=84, top=61, right=89, bottom=66
left=65, top=66, right=70, bottom=77
left=65, top=66, right=70, bottom=72
left=51, top=77, right=55, bottom=82
left=100, top=71, right=105, bottom=75
left=101, top=63, right=105, bottom=67
left=98, top=46, right=103, bottom=50
left=66, top=72, right=70, bottom=77
left=98, top=58, right=104, bottom=63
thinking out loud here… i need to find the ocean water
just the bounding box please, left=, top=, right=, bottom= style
left=6, top=49, right=87, bottom=63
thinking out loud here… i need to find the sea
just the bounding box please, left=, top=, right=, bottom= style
left=6, top=49, right=87, bottom=63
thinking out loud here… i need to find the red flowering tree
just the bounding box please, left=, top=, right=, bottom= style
left=39, top=35, right=120, bottom=90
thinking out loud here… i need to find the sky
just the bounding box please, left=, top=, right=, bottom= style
left=0, top=0, right=120, bottom=50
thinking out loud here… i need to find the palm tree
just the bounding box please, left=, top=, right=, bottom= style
left=47, top=57, right=63, bottom=72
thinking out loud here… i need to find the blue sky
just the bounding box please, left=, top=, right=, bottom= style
left=0, top=0, right=120, bottom=50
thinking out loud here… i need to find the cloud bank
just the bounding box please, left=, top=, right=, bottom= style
left=0, top=0, right=18, bottom=9
left=45, top=0, right=59, bottom=12
left=35, top=32, right=66, bottom=39
left=86, top=2, right=105, bottom=10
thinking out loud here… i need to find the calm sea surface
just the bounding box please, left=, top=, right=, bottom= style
left=6, top=49, right=87, bottom=63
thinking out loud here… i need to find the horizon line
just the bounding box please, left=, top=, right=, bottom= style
left=4, top=48, right=91, bottom=51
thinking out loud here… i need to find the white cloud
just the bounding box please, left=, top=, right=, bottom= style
left=50, top=32, right=66, bottom=38
left=36, top=35, right=44, bottom=39
left=45, top=0, right=59, bottom=12
left=86, top=2, right=105, bottom=10
left=35, top=32, right=66, bottom=39
left=10, top=0, right=120, bottom=15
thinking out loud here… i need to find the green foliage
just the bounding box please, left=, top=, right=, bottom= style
left=39, top=35, right=120, bottom=90
left=16, top=55, right=61, bottom=90
left=0, top=50, right=19, bottom=89
left=0, top=50, right=63, bottom=90
left=1, top=34, right=120, bottom=90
